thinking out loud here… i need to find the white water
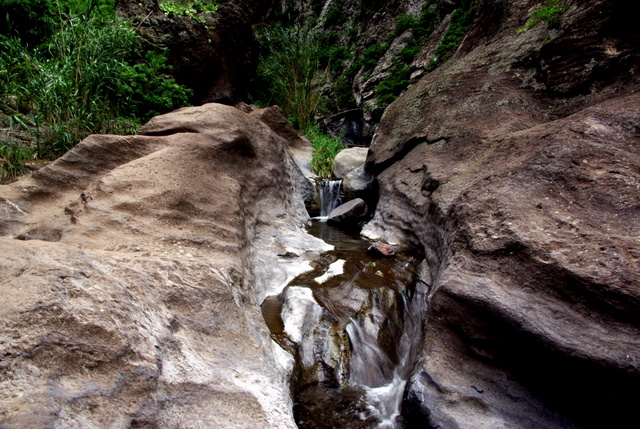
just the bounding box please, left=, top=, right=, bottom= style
left=319, top=179, right=342, bottom=217
left=347, top=278, right=429, bottom=428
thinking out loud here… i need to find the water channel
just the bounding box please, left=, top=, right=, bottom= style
left=262, top=192, right=430, bottom=428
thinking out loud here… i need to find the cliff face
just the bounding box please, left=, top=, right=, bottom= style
left=363, top=0, right=640, bottom=427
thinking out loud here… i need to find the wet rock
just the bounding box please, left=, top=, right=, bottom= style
left=327, top=198, right=368, bottom=226
left=367, top=242, right=397, bottom=258
left=324, top=109, right=373, bottom=147
left=332, top=147, right=369, bottom=179
left=0, top=103, right=334, bottom=428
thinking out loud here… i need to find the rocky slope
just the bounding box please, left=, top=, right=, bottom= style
left=0, top=104, right=327, bottom=427
left=362, top=0, right=640, bottom=427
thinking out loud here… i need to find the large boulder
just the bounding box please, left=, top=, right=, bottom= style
left=363, top=0, right=640, bottom=427
left=0, top=103, right=331, bottom=428
left=327, top=198, right=368, bottom=226
left=332, top=147, right=369, bottom=178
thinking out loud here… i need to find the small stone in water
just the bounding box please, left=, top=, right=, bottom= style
left=367, top=242, right=397, bottom=257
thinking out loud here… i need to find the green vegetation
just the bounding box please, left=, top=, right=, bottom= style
left=306, top=123, right=346, bottom=178
left=429, top=3, right=476, bottom=68
left=517, top=0, right=569, bottom=33
left=256, top=24, right=327, bottom=130
left=0, top=0, right=192, bottom=181
left=0, top=140, right=31, bottom=182
left=158, top=0, right=220, bottom=23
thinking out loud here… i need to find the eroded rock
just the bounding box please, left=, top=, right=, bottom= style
left=362, top=0, right=640, bottom=427
left=0, top=103, right=331, bottom=428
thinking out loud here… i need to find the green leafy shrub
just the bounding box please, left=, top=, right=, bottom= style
left=256, top=24, right=328, bottom=130
left=429, top=3, right=476, bottom=69
left=374, top=59, right=412, bottom=107
left=324, top=7, right=347, bottom=27
left=390, top=14, right=417, bottom=40
left=121, top=51, right=193, bottom=121
left=306, top=123, right=346, bottom=178
left=0, top=0, right=56, bottom=47
left=158, top=0, right=219, bottom=23
left=517, top=0, right=569, bottom=33
left=356, top=41, right=389, bottom=75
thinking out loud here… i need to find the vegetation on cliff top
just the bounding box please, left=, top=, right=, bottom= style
left=158, top=0, right=220, bottom=23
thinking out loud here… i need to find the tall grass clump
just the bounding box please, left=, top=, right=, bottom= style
left=306, top=123, right=345, bottom=178
left=256, top=24, right=328, bottom=130
left=0, top=1, right=192, bottom=180
left=0, top=141, right=31, bottom=182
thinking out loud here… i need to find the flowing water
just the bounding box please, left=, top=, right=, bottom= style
left=318, top=179, right=342, bottom=217
left=262, top=206, right=429, bottom=428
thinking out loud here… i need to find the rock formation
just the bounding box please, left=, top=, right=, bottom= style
left=0, top=104, right=328, bottom=428
left=327, top=198, right=368, bottom=226
left=1, top=1, right=639, bottom=428
left=115, top=0, right=257, bottom=104
left=362, top=0, right=640, bottom=427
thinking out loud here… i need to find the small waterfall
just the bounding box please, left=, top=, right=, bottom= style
left=319, top=179, right=342, bottom=217
left=347, top=277, right=429, bottom=428
left=286, top=219, right=429, bottom=429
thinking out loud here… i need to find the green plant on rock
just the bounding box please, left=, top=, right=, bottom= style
left=158, top=0, right=220, bottom=23
left=306, top=123, right=345, bottom=178
left=374, top=58, right=412, bottom=108
left=517, top=0, right=569, bottom=33
left=428, top=3, right=476, bottom=70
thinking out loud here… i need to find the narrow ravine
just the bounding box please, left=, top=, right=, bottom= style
left=262, top=182, right=430, bottom=428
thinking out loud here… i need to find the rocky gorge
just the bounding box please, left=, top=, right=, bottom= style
left=1, top=0, right=640, bottom=428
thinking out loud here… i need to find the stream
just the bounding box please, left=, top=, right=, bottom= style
left=262, top=186, right=429, bottom=428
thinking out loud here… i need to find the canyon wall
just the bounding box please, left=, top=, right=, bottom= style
left=363, top=0, right=640, bottom=427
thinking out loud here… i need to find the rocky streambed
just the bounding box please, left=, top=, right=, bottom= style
left=267, top=219, right=427, bottom=428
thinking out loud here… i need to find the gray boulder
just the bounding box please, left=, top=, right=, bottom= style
left=332, top=147, right=368, bottom=178
left=327, top=198, right=368, bottom=225
left=343, top=165, right=374, bottom=193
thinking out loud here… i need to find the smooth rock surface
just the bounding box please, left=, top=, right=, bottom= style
left=343, top=165, right=374, bottom=194
left=327, top=198, right=368, bottom=226
left=0, top=103, right=330, bottom=428
left=332, top=147, right=369, bottom=179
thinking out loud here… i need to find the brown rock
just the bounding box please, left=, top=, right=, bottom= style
left=0, top=103, right=321, bottom=428
left=367, top=241, right=397, bottom=258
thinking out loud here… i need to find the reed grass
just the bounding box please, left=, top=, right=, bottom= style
left=257, top=24, right=328, bottom=130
